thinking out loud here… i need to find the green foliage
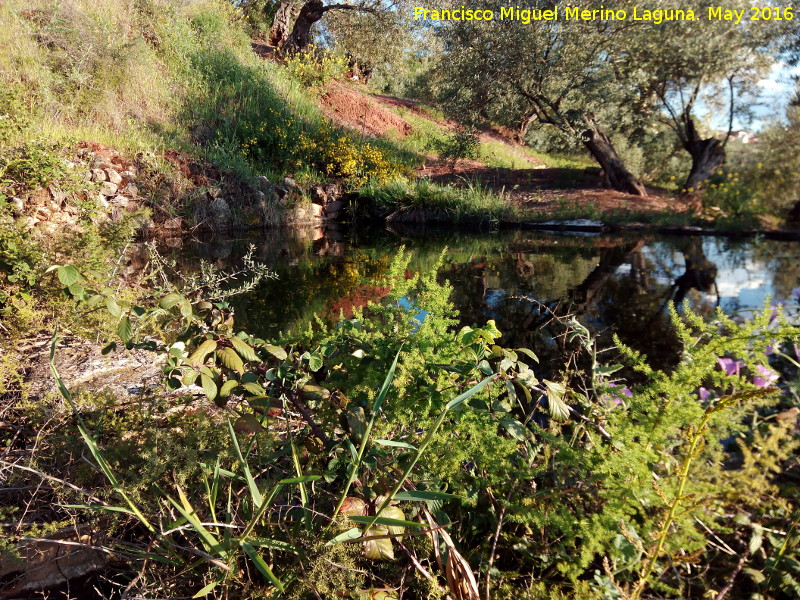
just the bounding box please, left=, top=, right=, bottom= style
left=0, top=140, right=69, bottom=191
left=703, top=167, right=761, bottom=225
left=8, top=244, right=800, bottom=598
left=0, top=216, right=44, bottom=288
left=360, top=178, right=516, bottom=223
left=284, top=45, right=348, bottom=90
left=0, top=84, right=29, bottom=145
left=430, top=128, right=480, bottom=165
left=297, top=122, right=404, bottom=186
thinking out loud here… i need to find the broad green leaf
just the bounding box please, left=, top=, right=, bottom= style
left=189, top=340, right=218, bottom=366
left=159, top=293, right=183, bottom=310
left=265, top=344, right=287, bottom=360
left=219, top=379, right=238, bottom=398
left=544, top=380, right=570, bottom=421
left=178, top=298, right=193, bottom=319
left=68, top=283, right=85, bottom=299
left=500, top=417, right=528, bottom=441
left=379, top=506, right=406, bottom=536
left=308, top=353, right=323, bottom=372
left=57, top=264, right=80, bottom=286
left=230, top=336, right=259, bottom=362
left=300, top=384, right=330, bottom=401
left=482, top=319, right=502, bottom=340
left=242, top=381, right=264, bottom=396
left=105, top=297, right=122, bottom=318
left=200, top=374, right=217, bottom=401
left=117, top=317, right=132, bottom=343
left=362, top=527, right=394, bottom=560
left=182, top=370, right=200, bottom=386
left=233, top=414, right=265, bottom=434
left=516, top=347, right=539, bottom=363
left=216, top=347, right=244, bottom=374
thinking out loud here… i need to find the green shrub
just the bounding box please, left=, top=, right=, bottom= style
left=0, top=140, right=69, bottom=191
left=284, top=45, right=348, bottom=90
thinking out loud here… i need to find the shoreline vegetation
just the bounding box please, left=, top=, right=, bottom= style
left=2, top=1, right=800, bottom=599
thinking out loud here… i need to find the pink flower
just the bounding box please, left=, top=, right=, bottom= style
left=753, top=365, right=779, bottom=388
left=718, top=357, right=743, bottom=376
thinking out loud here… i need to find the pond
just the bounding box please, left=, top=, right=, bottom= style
left=185, top=225, right=800, bottom=373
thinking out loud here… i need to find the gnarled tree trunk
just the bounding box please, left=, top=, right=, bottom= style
left=284, top=0, right=326, bottom=52
left=682, top=115, right=725, bottom=193
left=583, top=124, right=647, bottom=197
left=514, top=113, right=537, bottom=145
left=269, top=2, right=296, bottom=48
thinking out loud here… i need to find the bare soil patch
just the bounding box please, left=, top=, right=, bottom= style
left=320, top=81, right=413, bottom=138
left=421, top=162, right=693, bottom=219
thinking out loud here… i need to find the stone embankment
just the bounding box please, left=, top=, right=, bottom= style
left=7, top=142, right=351, bottom=239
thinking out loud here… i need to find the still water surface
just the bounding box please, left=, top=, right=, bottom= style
left=188, top=226, right=800, bottom=372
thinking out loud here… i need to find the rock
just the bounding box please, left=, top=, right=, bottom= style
left=282, top=176, right=298, bottom=190
left=163, top=217, right=183, bottom=230
left=90, top=168, right=107, bottom=182
left=163, top=236, right=183, bottom=248
left=99, top=181, right=118, bottom=197
left=39, top=222, right=58, bottom=235
left=49, top=186, right=68, bottom=207
left=9, top=196, right=24, bottom=215
left=209, top=197, right=232, bottom=229
left=110, top=195, right=129, bottom=208
left=105, top=168, right=123, bottom=185
left=324, top=200, right=345, bottom=215
left=35, top=206, right=51, bottom=220
left=323, top=183, right=340, bottom=201
left=310, top=203, right=324, bottom=218
left=97, top=193, right=110, bottom=208
left=255, top=175, right=273, bottom=191
left=0, top=526, right=109, bottom=596
left=22, top=216, right=39, bottom=230
left=124, top=182, right=139, bottom=197
left=119, top=170, right=136, bottom=182
left=83, top=170, right=93, bottom=182
left=310, top=185, right=327, bottom=203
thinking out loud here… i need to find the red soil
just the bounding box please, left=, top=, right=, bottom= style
left=320, top=81, right=413, bottom=138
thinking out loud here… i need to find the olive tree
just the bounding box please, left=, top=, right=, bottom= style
left=625, top=0, right=784, bottom=193
left=434, top=0, right=650, bottom=196
left=267, top=0, right=400, bottom=52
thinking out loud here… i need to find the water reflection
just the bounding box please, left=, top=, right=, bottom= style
left=183, top=226, right=799, bottom=371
